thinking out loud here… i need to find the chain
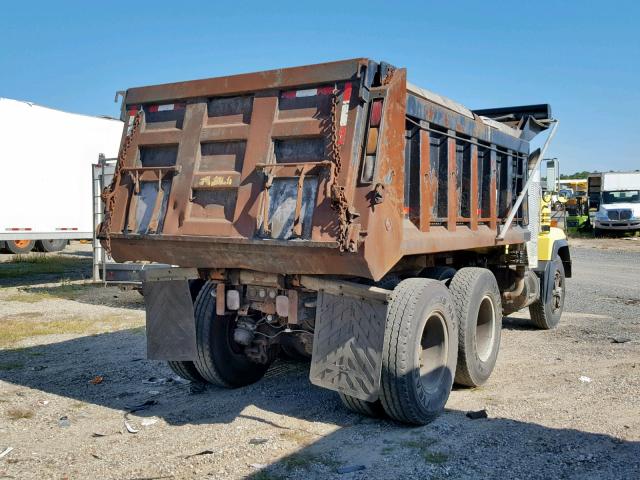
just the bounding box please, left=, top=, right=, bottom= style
left=328, top=89, right=342, bottom=174
left=327, top=87, right=350, bottom=252
left=100, top=111, right=143, bottom=255
left=382, top=66, right=395, bottom=85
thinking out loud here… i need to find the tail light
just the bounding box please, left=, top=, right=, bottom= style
left=361, top=99, right=384, bottom=183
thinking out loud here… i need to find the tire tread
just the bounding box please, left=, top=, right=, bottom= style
left=448, top=267, right=502, bottom=387
left=380, top=278, right=454, bottom=425
left=167, top=360, right=205, bottom=383
left=193, top=281, right=231, bottom=387
left=339, top=393, right=384, bottom=417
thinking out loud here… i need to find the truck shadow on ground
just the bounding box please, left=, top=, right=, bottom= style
left=0, top=330, right=638, bottom=478
left=501, top=314, right=538, bottom=331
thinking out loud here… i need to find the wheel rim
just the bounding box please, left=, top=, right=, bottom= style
left=13, top=240, right=30, bottom=249
left=476, top=295, right=496, bottom=362
left=419, top=312, right=448, bottom=394
left=551, top=269, right=564, bottom=313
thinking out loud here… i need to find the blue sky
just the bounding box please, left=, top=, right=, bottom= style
left=1, top=1, right=638, bottom=174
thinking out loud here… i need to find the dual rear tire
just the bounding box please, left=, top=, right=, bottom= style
left=172, top=271, right=503, bottom=425
left=340, top=268, right=503, bottom=424
left=449, top=268, right=502, bottom=387
left=341, top=278, right=459, bottom=425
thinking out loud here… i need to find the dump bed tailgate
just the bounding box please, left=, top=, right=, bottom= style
left=104, top=59, right=371, bottom=246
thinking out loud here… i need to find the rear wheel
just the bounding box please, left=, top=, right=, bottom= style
left=35, top=239, right=68, bottom=252
left=167, top=360, right=204, bottom=383
left=379, top=278, right=458, bottom=425
left=4, top=240, right=35, bottom=254
left=166, top=279, right=207, bottom=383
left=449, top=268, right=502, bottom=387
left=339, top=393, right=385, bottom=418
left=193, top=281, right=273, bottom=387
left=421, top=266, right=457, bottom=284
left=529, top=258, right=565, bottom=329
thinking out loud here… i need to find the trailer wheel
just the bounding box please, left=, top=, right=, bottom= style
left=165, top=279, right=207, bottom=383
left=35, top=239, right=68, bottom=252
left=449, top=268, right=502, bottom=387
left=529, top=258, right=565, bottom=329
left=379, top=278, right=458, bottom=425
left=339, top=393, right=385, bottom=418
left=193, top=281, right=272, bottom=387
left=4, top=240, right=35, bottom=254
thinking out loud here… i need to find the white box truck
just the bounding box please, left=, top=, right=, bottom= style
left=0, top=98, right=123, bottom=253
left=588, top=171, right=640, bottom=233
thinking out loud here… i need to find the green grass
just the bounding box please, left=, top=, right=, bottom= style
left=6, top=407, right=34, bottom=420
left=423, top=451, right=449, bottom=464
left=0, top=361, right=24, bottom=371
left=282, top=453, right=319, bottom=471
left=278, top=452, right=340, bottom=472
left=0, top=255, right=90, bottom=279
left=400, top=438, right=438, bottom=450
left=22, top=282, right=93, bottom=301
left=0, top=312, right=144, bottom=347
left=399, top=437, right=448, bottom=464
left=279, top=429, right=314, bottom=446
left=4, top=283, right=98, bottom=304
left=251, top=472, right=286, bottom=480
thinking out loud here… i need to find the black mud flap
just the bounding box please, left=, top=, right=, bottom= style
left=309, top=291, right=388, bottom=402
left=142, top=279, right=197, bottom=361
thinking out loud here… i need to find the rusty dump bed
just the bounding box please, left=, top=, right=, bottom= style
left=101, top=58, right=551, bottom=280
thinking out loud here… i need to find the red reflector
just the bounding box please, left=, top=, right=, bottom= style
left=370, top=99, right=383, bottom=127
left=147, top=105, right=159, bottom=113
left=317, top=85, right=334, bottom=95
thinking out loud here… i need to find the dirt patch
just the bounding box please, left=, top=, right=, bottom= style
left=568, top=236, right=640, bottom=252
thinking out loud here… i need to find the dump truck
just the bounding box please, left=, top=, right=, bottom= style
left=100, top=59, right=571, bottom=425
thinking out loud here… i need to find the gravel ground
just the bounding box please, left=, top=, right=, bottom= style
left=0, top=241, right=638, bottom=479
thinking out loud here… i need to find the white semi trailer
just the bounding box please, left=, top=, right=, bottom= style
left=0, top=98, right=123, bottom=253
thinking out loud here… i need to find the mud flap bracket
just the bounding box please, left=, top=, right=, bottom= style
left=142, top=268, right=198, bottom=361
left=309, top=284, right=389, bottom=402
